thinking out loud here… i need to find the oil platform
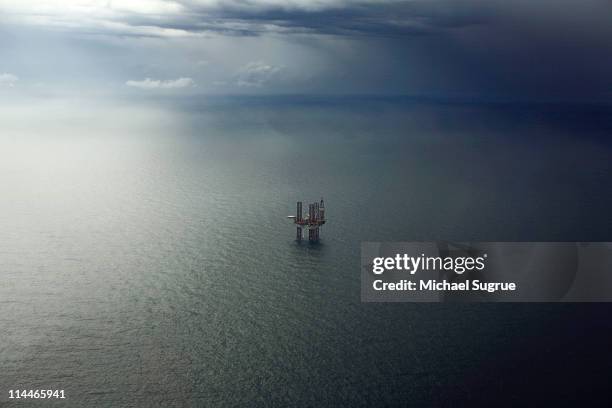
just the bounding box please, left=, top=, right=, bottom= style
left=287, top=199, right=326, bottom=242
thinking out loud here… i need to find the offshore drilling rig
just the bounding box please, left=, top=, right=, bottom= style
left=287, top=198, right=326, bottom=243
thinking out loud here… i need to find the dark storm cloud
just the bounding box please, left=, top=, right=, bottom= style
left=191, top=1, right=488, bottom=36
left=3, top=0, right=612, bottom=100
left=109, top=0, right=494, bottom=37
left=104, top=0, right=612, bottom=101
left=448, top=0, right=612, bottom=100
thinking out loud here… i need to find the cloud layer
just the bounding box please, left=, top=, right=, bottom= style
left=0, top=0, right=488, bottom=38
left=0, top=73, right=19, bottom=87
left=1, top=1, right=612, bottom=100
left=236, top=62, right=283, bottom=87
left=126, top=77, right=195, bottom=89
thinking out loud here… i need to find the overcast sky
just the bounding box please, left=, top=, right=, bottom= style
left=1, top=0, right=611, bottom=101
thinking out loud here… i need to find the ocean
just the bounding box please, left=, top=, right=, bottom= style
left=1, top=97, right=612, bottom=406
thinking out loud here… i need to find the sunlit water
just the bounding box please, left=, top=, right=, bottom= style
left=1, top=98, right=612, bottom=406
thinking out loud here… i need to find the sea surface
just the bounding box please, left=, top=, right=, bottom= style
left=1, top=97, right=612, bottom=406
